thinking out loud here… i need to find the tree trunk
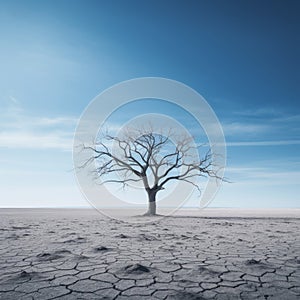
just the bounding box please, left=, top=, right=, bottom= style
left=147, top=201, right=156, bottom=215
left=145, top=190, right=157, bottom=215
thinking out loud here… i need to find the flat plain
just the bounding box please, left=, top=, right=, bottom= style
left=0, top=208, right=299, bottom=300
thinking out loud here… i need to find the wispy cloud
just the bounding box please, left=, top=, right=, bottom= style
left=222, top=122, right=270, bottom=136
left=234, top=107, right=300, bottom=124
left=272, top=114, right=300, bottom=123
left=0, top=131, right=73, bottom=150
left=0, top=100, right=77, bottom=151
left=221, top=108, right=300, bottom=142
left=9, top=95, right=20, bottom=105
left=233, top=107, right=281, bottom=117
left=225, top=165, right=300, bottom=186
left=225, top=140, right=300, bottom=147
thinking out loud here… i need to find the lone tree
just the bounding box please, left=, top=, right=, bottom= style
left=82, top=127, right=222, bottom=216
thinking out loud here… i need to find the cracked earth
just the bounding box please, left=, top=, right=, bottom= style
left=0, top=209, right=299, bottom=299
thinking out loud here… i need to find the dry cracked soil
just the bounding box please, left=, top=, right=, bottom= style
left=0, top=209, right=299, bottom=300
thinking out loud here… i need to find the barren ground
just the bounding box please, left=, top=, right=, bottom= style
left=0, top=208, right=299, bottom=300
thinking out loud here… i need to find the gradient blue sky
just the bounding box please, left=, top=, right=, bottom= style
left=0, top=0, right=299, bottom=208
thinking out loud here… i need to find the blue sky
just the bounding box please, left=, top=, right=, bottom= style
left=0, top=0, right=299, bottom=208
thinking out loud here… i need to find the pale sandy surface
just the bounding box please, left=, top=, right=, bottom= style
left=0, top=208, right=299, bottom=300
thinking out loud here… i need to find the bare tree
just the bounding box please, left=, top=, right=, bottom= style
left=81, top=127, right=222, bottom=216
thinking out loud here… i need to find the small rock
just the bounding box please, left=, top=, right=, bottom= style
left=246, top=259, right=260, bottom=265
left=20, top=270, right=30, bottom=278
left=95, top=246, right=108, bottom=251
left=115, top=234, right=128, bottom=238
left=124, top=263, right=150, bottom=274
